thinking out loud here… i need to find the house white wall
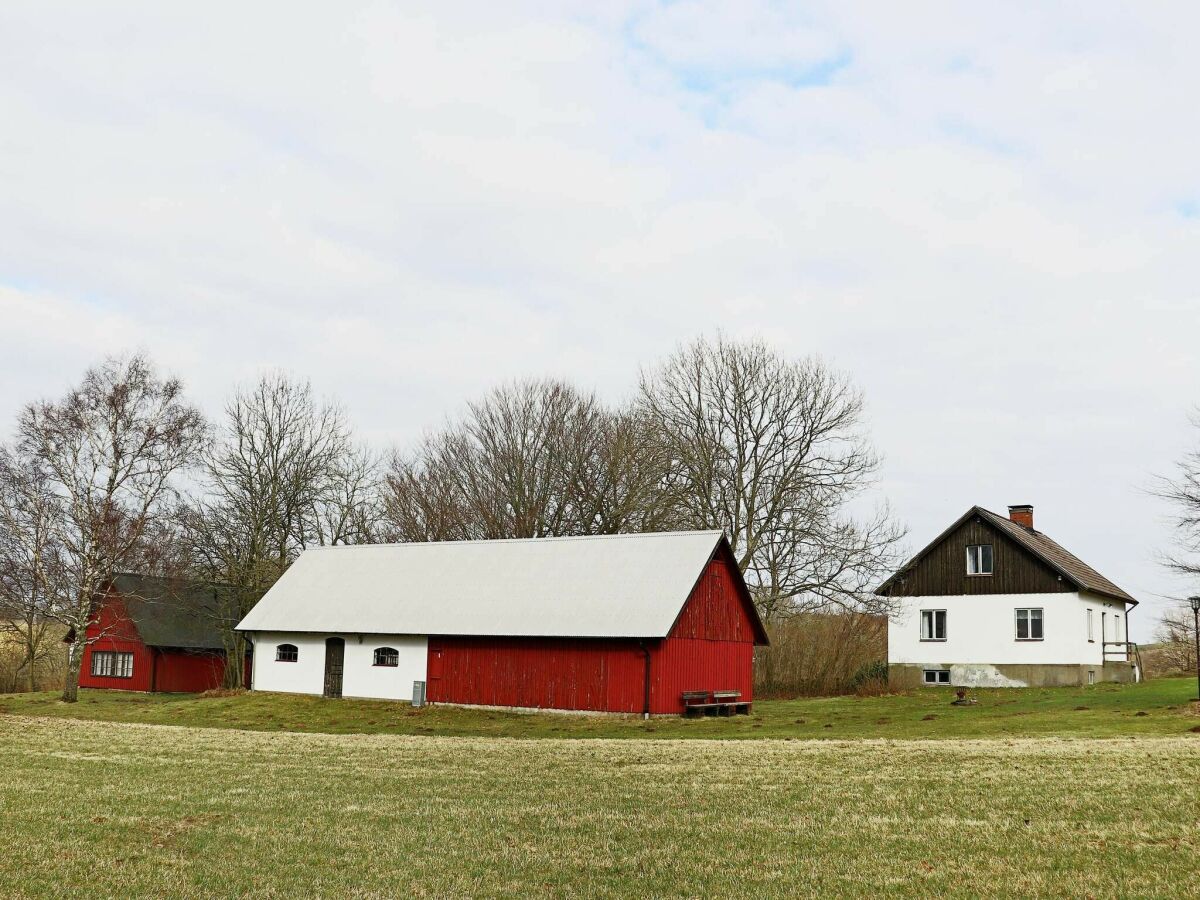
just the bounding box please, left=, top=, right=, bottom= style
left=249, top=631, right=428, bottom=702
left=888, top=591, right=1129, bottom=671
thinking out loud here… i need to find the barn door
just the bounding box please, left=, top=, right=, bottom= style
left=323, top=637, right=345, bottom=699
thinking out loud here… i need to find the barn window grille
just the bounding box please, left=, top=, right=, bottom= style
left=966, top=544, right=993, bottom=575
left=920, top=609, right=947, bottom=641
left=1015, top=608, right=1043, bottom=640
left=373, top=647, right=399, bottom=667
left=276, top=644, right=299, bottom=663
left=90, top=651, right=133, bottom=678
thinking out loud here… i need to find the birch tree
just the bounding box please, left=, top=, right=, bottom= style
left=17, top=354, right=206, bottom=701
left=638, top=335, right=905, bottom=618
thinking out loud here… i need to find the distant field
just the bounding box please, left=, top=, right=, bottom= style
left=2, top=677, right=1199, bottom=740
left=1, top=716, right=1198, bottom=897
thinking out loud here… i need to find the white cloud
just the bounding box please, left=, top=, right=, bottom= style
left=1, top=1, right=1198, bottom=636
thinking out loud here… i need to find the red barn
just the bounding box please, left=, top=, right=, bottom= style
left=237, top=530, right=768, bottom=715
left=79, top=574, right=242, bottom=693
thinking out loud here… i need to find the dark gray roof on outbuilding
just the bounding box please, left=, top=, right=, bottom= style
left=109, top=574, right=229, bottom=650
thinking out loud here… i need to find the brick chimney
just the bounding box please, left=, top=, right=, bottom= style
left=1008, top=504, right=1034, bottom=529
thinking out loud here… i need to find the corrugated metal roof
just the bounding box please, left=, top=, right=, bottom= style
left=111, top=574, right=228, bottom=649
left=236, top=530, right=729, bottom=638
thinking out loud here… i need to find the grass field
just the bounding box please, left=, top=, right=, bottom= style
left=2, top=676, right=1199, bottom=740
left=1, top=715, right=1199, bottom=897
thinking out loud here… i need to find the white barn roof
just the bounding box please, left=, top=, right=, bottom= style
left=236, top=530, right=732, bottom=638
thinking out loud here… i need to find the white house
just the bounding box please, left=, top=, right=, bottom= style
left=877, top=505, right=1139, bottom=688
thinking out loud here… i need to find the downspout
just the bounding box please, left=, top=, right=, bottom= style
left=640, top=640, right=652, bottom=720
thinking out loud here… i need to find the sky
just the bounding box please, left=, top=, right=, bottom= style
left=1, top=2, right=1198, bottom=640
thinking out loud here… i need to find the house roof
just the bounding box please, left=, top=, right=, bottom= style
left=236, top=530, right=767, bottom=641
left=876, top=506, right=1137, bottom=606
left=109, top=574, right=229, bottom=649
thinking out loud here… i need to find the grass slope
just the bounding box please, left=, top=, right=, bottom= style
left=2, top=677, right=1199, bottom=740
left=1, top=716, right=1198, bottom=897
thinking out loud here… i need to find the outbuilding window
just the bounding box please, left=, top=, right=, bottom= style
left=1015, top=608, right=1043, bottom=640
left=373, top=647, right=399, bottom=667
left=91, top=651, right=133, bottom=678
left=276, top=644, right=299, bottom=663
left=920, top=609, right=947, bottom=641
left=923, top=669, right=951, bottom=685
left=966, top=544, right=993, bottom=575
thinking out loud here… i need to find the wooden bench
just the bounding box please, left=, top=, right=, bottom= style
left=681, top=690, right=752, bottom=717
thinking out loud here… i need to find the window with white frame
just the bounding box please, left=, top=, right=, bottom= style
left=373, top=647, right=399, bottom=667
left=1087, top=608, right=1094, bottom=641
left=920, top=609, right=947, bottom=641
left=923, top=669, right=951, bottom=685
left=1114, top=615, right=1121, bottom=643
left=276, top=644, right=299, bottom=663
left=966, top=544, right=993, bottom=575
left=1015, top=608, right=1043, bottom=640
left=90, top=650, right=133, bottom=678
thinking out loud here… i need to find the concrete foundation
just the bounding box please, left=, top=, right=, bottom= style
left=889, top=661, right=1136, bottom=689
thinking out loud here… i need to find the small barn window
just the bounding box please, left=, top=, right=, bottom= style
left=373, top=647, right=399, bottom=667
left=966, top=544, right=993, bottom=575
left=90, top=651, right=133, bottom=678
left=1015, top=608, right=1043, bottom=640
left=276, top=644, right=299, bottom=663
left=920, top=609, right=947, bottom=641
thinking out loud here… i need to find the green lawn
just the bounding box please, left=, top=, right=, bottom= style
left=1, top=715, right=1198, bottom=897
left=1, top=677, right=1198, bottom=740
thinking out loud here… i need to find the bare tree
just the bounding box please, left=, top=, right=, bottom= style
left=638, top=335, right=905, bottom=619
left=0, top=446, right=68, bottom=692
left=382, top=380, right=671, bottom=541
left=17, top=354, right=206, bottom=701
left=1153, top=604, right=1197, bottom=674
left=1154, top=409, right=1200, bottom=581
left=180, top=373, right=359, bottom=687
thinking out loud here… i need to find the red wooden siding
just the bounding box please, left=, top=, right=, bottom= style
left=78, top=591, right=235, bottom=693
left=426, top=637, right=646, bottom=712
left=426, top=549, right=762, bottom=715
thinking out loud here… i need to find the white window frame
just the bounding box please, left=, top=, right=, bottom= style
left=275, top=644, right=299, bottom=663
left=920, top=609, right=947, bottom=642
left=966, top=544, right=993, bottom=576
left=1015, top=608, right=1044, bottom=641
left=90, top=650, right=133, bottom=678
left=373, top=647, right=399, bottom=668
left=1087, top=608, right=1094, bottom=642
left=923, top=669, right=951, bottom=685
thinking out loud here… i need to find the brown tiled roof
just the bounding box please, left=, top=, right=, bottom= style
left=973, top=507, right=1136, bottom=605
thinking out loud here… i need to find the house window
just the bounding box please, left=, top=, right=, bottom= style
left=966, top=544, right=993, bottom=575
left=276, top=644, right=299, bottom=663
left=90, top=651, right=133, bottom=678
left=1113, top=615, right=1121, bottom=643
left=923, top=669, right=951, bottom=685
left=920, top=609, right=947, bottom=641
left=1087, top=609, right=1094, bottom=642
left=1087, top=670, right=1096, bottom=685
left=373, top=647, right=399, bottom=667
left=1015, top=608, right=1044, bottom=640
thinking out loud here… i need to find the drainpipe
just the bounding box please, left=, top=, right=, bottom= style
left=640, top=640, right=652, bottom=720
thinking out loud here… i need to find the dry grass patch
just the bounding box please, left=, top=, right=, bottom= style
left=1, top=716, right=1198, bottom=897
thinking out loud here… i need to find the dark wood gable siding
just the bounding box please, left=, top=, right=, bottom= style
left=880, top=514, right=1073, bottom=597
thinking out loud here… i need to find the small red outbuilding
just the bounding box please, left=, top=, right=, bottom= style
left=79, top=574, right=242, bottom=693
left=237, top=530, right=768, bottom=715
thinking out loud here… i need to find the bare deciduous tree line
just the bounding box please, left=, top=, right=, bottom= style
left=1151, top=409, right=1200, bottom=670
left=0, top=335, right=914, bottom=699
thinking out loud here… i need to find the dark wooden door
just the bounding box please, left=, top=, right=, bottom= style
left=323, top=637, right=345, bottom=699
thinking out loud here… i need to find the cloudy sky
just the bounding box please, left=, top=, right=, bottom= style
left=1, top=2, right=1197, bottom=637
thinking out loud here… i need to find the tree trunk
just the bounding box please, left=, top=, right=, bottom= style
left=61, top=641, right=82, bottom=702
left=222, top=632, right=247, bottom=689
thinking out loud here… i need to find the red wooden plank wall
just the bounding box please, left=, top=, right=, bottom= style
left=426, top=551, right=760, bottom=714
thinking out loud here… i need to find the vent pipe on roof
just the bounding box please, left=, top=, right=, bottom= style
left=1008, top=504, right=1034, bottom=529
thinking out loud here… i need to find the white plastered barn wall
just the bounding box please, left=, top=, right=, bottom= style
left=888, top=591, right=1128, bottom=671
left=250, top=631, right=428, bottom=701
